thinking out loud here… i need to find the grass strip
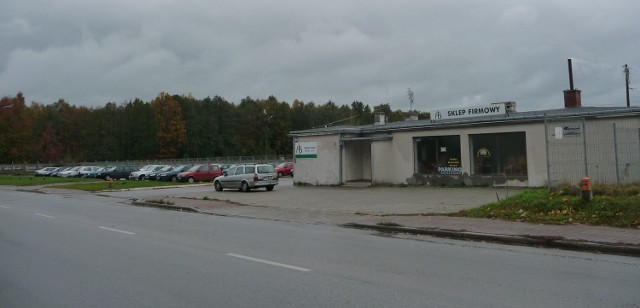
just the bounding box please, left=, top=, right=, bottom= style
left=450, top=183, right=640, bottom=228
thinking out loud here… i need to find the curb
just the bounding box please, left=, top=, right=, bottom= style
left=343, top=223, right=640, bottom=257
left=128, top=199, right=640, bottom=258
left=132, top=200, right=199, bottom=213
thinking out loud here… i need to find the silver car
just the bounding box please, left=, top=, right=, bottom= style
left=213, top=164, right=278, bottom=192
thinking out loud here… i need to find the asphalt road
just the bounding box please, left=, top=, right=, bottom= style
left=1, top=188, right=639, bottom=307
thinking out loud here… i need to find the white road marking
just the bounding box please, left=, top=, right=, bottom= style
left=99, top=226, right=136, bottom=235
left=0, top=205, right=10, bottom=209
left=227, top=253, right=311, bottom=272
left=34, top=213, right=55, bottom=219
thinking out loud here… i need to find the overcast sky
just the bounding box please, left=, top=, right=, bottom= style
left=1, top=0, right=638, bottom=112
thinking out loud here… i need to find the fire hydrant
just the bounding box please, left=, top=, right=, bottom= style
left=580, top=177, right=592, bottom=201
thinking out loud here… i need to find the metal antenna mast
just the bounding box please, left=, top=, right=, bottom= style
left=624, top=64, right=631, bottom=107
left=407, top=88, right=415, bottom=111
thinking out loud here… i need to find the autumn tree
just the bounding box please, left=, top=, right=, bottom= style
left=0, top=93, right=33, bottom=163
left=151, top=92, right=186, bottom=159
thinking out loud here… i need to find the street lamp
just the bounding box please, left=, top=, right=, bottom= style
left=263, top=109, right=273, bottom=160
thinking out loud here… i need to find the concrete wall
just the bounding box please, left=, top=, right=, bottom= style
left=343, top=140, right=371, bottom=182
left=293, top=116, right=639, bottom=187
left=367, top=122, right=546, bottom=187
left=293, top=135, right=341, bottom=185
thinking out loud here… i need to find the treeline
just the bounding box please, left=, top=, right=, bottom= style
left=0, top=92, right=429, bottom=164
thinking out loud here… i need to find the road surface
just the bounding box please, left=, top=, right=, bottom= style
left=1, top=189, right=639, bottom=307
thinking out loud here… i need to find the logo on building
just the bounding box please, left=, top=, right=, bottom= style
left=294, top=142, right=318, bottom=159
left=431, top=104, right=505, bottom=121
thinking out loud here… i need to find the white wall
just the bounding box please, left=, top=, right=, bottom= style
left=294, top=135, right=341, bottom=185
left=371, top=123, right=547, bottom=186
left=293, top=116, right=639, bottom=187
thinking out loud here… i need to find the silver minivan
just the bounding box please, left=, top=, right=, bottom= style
left=213, top=164, right=278, bottom=192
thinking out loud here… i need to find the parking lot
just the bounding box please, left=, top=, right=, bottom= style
left=167, top=177, right=522, bottom=215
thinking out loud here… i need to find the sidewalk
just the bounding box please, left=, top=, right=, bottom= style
left=134, top=186, right=640, bottom=257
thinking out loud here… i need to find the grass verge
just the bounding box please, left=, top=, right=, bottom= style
left=51, top=180, right=192, bottom=192
left=450, top=183, right=640, bottom=228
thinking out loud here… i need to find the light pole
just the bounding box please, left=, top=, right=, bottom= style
left=263, top=109, right=273, bottom=160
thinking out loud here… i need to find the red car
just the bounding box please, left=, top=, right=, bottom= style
left=176, top=164, right=222, bottom=183
left=275, top=162, right=294, bottom=177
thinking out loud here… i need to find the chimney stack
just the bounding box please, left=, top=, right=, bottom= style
left=563, top=59, right=582, bottom=108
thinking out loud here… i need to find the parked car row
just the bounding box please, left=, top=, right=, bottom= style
left=34, top=162, right=292, bottom=193
left=34, top=166, right=102, bottom=178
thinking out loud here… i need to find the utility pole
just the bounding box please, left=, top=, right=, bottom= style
left=407, top=88, right=415, bottom=111
left=624, top=64, right=630, bottom=107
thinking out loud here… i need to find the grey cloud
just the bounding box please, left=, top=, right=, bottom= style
left=1, top=0, right=639, bottom=111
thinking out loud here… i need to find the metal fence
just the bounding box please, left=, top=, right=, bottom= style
left=545, top=117, right=640, bottom=187
left=0, top=155, right=294, bottom=175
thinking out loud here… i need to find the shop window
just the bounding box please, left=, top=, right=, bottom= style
left=415, top=136, right=461, bottom=175
left=470, top=132, right=527, bottom=176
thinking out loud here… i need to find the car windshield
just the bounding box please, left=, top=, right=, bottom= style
left=187, top=165, right=201, bottom=172
left=159, top=166, right=173, bottom=171
left=104, top=167, right=116, bottom=171
left=276, top=163, right=287, bottom=168
left=175, top=165, right=190, bottom=171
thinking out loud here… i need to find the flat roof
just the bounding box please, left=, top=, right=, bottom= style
left=290, top=106, right=640, bottom=137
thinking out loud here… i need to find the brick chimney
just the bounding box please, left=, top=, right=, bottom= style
left=564, top=59, right=582, bottom=108
left=564, top=89, right=581, bottom=108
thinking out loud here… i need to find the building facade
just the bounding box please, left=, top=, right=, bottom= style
left=290, top=104, right=640, bottom=187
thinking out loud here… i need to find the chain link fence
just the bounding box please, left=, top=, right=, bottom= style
left=545, top=117, right=640, bottom=187
left=0, top=155, right=294, bottom=175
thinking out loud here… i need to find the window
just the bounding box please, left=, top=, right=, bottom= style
left=234, top=167, right=245, bottom=175
left=415, top=136, right=461, bottom=175
left=258, top=165, right=276, bottom=173
left=470, top=132, right=527, bottom=176
left=244, top=166, right=256, bottom=174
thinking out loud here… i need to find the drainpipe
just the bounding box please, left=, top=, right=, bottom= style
left=339, top=135, right=343, bottom=185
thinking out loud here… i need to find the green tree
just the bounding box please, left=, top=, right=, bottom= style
left=123, top=98, right=157, bottom=159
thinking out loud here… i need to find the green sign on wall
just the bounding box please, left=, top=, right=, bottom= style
left=295, top=142, right=318, bottom=158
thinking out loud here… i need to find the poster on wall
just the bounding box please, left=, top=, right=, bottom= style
left=295, top=142, right=318, bottom=158
left=437, top=157, right=462, bottom=175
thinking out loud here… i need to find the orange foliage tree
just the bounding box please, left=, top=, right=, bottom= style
left=151, top=92, right=186, bottom=159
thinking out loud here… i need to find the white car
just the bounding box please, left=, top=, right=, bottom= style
left=129, top=165, right=165, bottom=180
left=213, top=163, right=278, bottom=192
left=58, top=166, right=81, bottom=177
left=78, top=166, right=101, bottom=177
left=34, top=167, right=58, bottom=177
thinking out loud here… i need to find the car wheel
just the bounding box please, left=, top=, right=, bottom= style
left=105, top=175, right=112, bottom=181
left=138, top=175, right=144, bottom=180
left=188, top=177, right=195, bottom=183
left=171, top=176, right=177, bottom=182
left=278, top=172, right=284, bottom=177
left=214, top=181, right=223, bottom=191
left=266, top=185, right=274, bottom=191
left=241, top=181, right=251, bottom=192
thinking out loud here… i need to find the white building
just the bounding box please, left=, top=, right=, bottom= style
left=290, top=102, right=640, bottom=187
